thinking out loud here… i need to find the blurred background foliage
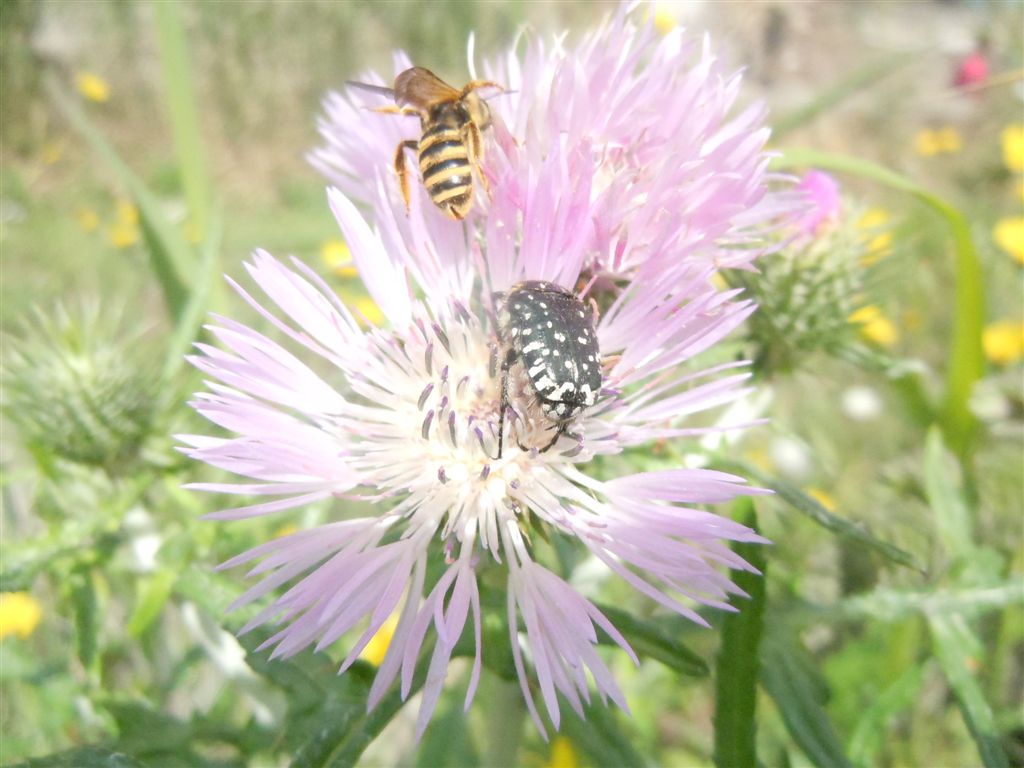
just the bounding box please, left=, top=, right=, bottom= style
left=2, top=1, right=1022, bottom=766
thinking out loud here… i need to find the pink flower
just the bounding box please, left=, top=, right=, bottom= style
left=310, top=7, right=796, bottom=279
left=953, top=49, right=989, bottom=90
left=793, top=170, right=841, bottom=237
left=185, top=6, right=778, bottom=738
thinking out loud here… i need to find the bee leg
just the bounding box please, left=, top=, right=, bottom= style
left=371, top=105, right=420, bottom=117
left=393, top=140, right=418, bottom=213
left=460, top=80, right=505, bottom=97
left=464, top=122, right=491, bottom=200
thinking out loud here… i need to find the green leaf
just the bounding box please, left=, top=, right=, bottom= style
left=127, top=569, right=177, bottom=638
left=154, top=2, right=213, bottom=241
left=773, top=52, right=917, bottom=138
left=923, top=426, right=974, bottom=559
left=848, top=664, right=926, bottom=768
left=560, top=702, right=646, bottom=768
left=105, top=700, right=193, bottom=756
left=828, top=582, right=1024, bottom=623
left=322, top=668, right=427, bottom=768
left=43, top=74, right=195, bottom=320
left=593, top=602, right=708, bottom=677
left=772, top=149, right=984, bottom=458
left=70, top=568, right=99, bottom=672
left=714, top=498, right=766, bottom=768
left=717, top=461, right=920, bottom=571
left=289, top=692, right=368, bottom=768
left=761, top=634, right=853, bottom=768
left=417, top=694, right=478, bottom=768
left=928, top=614, right=1009, bottom=768
left=12, top=746, right=148, bottom=768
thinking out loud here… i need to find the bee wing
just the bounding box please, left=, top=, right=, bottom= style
left=345, top=80, right=397, bottom=100
left=394, top=67, right=461, bottom=109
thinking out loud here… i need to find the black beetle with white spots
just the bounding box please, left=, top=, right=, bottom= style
left=496, top=280, right=602, bottom=458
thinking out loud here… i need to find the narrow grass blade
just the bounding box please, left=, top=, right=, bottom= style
left=127, top=569, right=177, bottom=638
left=772, top=149, right=984, bottom=459
left=154, top=2, right=213, bottom=241
left=923, top=426, right=974, bottom=558
left=928, top=614, right=1009, bottom=768
left=162, top=206, right=222, bottom=385
left=761, top=634, right=854, bottom=768
left=44, top=75, right=195, bottom=319
left=717, top=460, right=920, bottom=571
left=713, top=498, right=766, bottom=768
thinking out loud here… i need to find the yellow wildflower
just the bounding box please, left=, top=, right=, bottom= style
left=76, top=72, right=111, bottom=103
left=1001, top=124, right=1024, bottom=173
left=108, top=223, right=139, bottom=249
left=320, top=239, right=358, bottom=278
left=358, top=613, right=400, bottom=667
left=353, top=296, right=385, bottom=327
left=0, top=592, right=42, bottom=640
left=806, top=487, right=837, bottom=512
left=75, top=208, right=100, bottom=233
left=116, top=199, right=139, bottom=226
left=652, top=3, right=679, bottom=35
left=994, top=217, right=1024, bottom=264
left=546, top=737, right=579, bottom=768
left=936, top=127, right=962, bottom=154
left=914, top=127, right=962, bottom=157
left=983, top=320, right=1024, bottom=366
left=857, top=208, right=892, bottom=264
left=849, top=305, right=899, bottom=347
left=108, top=200, right=140, bottom=248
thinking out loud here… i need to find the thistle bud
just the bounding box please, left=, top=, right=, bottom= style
left=2, top=303, right=157, bottom=473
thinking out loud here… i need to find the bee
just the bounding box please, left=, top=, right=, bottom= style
left=495, top=281, right=603, bottom=458
left=347, top=67, right=504, bottom=220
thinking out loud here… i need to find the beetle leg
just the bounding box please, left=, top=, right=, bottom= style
left=537, top=422, right=567, bottom=454
left=496, top=348, right=516, bottom=460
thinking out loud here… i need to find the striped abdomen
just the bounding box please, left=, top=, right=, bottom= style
left=418, top=107, right=473, bottom=219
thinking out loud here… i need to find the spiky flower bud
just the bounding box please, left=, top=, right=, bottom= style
left=729, top=172, right=891, bottom=376
left=2, top=303, right=157, bottom=473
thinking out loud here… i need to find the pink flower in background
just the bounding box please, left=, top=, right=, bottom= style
left=793, top=170, right=841, bottom=237
left=953, top=46, right=989, bottom=90
left=186, top=5, right=781, bottom=738
left=310, top=7, right=796, bottom=279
